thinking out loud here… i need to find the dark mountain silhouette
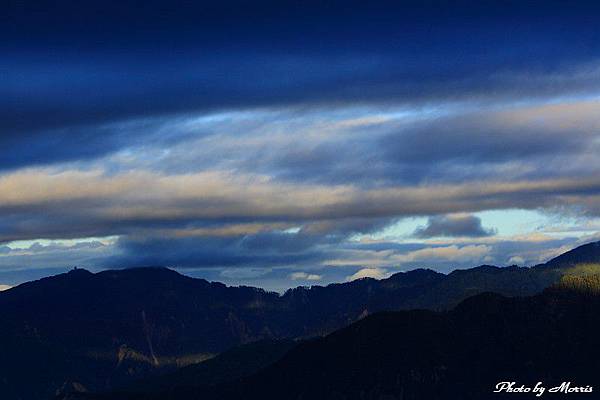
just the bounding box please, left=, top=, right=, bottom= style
left=79, top=277, right=600, bottom=400
left=540, top=240, right=600, bottom=268
left=2, top=241, right=600, bottom=399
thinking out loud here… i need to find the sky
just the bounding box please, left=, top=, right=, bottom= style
left=3, top=0, right=600, bottom=291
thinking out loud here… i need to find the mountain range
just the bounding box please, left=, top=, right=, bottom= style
left=2, top=241, right=600, bottom=399
left=84, top=279, right=600, bottom=400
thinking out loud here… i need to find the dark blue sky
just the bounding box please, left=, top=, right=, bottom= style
left=5, top=0, right=600, bottom=156
left=2, top=0, right=600, bottom=291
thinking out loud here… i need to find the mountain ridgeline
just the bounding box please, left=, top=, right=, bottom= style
left=2, top=241, right=600, bottom=399
left=85, top=283, right=600, bottom=400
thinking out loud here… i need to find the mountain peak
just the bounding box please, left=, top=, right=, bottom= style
left=66, top=267, right=94, bottom=277
left=542, top=240, right=600, bottom=268
left=384, top=268, right=445, bottom=288
left=96, top=266, right=184, bottom=279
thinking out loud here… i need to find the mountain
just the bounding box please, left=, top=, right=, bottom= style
left=540, top=241, right=600, bottom=268
left=0, top=268, right=282, bottom=399
left=85, top=279, right=600, bottom=400
left=122, top=339, right=296, bottom=395
left=2, top=241, right=600, bottom=399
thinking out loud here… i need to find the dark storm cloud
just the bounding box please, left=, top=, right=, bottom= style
left=107, top=233, right=330, bottom=269
left=240, top=231, right=332, bottom=253
left=4, top=0, right=600, bottom=169
left=301, top=218, right=395, bottom=236
left=413, top=215, right=496, bottom=238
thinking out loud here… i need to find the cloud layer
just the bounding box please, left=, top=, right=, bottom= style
left=4, top=1, right=600, bottom=169
left=414, top=215, right=496, bottom=238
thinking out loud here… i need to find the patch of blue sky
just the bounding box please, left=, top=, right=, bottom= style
left=352, top=208, right=598, bottom=243
left=5, top=236, right=119, bottom=250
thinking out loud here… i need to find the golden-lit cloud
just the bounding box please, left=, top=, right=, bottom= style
left=2, top=166, right=600, bottom=243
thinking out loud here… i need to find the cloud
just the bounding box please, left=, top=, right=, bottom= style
left=382, top=101, right=600, bottom=165
left=3, top=166, right=600, bottom=244
left=112, top=99, right=600, bottom=191
left=289, top=272, right=322, bottom=281
left=0, top=284, right=11, bottom=291
left=396, top=245, right=492, bottom=264
left=0, top=160, right=598, bottom=278
left=0, top=240, right=113, bottom=271
left=507, top=256, right=525, bottom=265
left=301, top=218, right=396, bottom=236
left=413, top=214, right=496, bottom=238
left=106, top=233, right=329, bottom=269
left=5, top=0, right=600, bottom=171
left=346, top=267, right=390, bottom=281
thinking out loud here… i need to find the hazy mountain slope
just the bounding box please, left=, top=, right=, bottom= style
left=119, top=339, right=296, bottom=395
